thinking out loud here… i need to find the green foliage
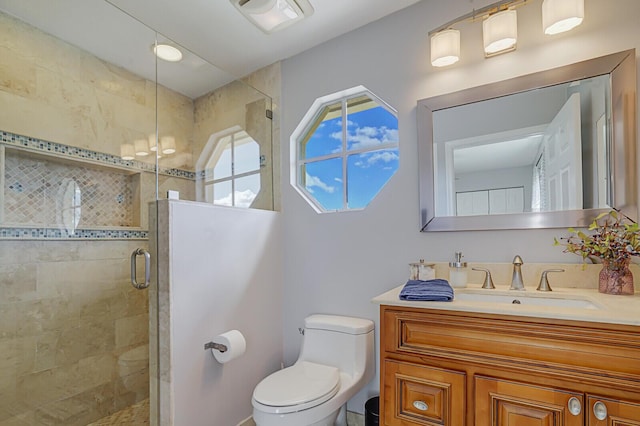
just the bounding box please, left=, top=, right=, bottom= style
left=555, top=210, right=640, bottom=270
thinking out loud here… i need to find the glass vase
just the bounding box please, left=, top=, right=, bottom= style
left=599, top=260, right=634, bottom=295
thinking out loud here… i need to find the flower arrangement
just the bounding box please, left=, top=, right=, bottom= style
left=554, top=210, right=640, bottom=270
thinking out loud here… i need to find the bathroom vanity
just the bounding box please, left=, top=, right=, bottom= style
left=373, top=286, right=640, bottom=425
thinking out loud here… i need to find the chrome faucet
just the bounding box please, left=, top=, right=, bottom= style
left=510, top=255, right=525, bottom=290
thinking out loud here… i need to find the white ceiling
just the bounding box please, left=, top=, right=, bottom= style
left=454, top=135, right=544, bottom=175
left=0, top=0, right=423, bottom=98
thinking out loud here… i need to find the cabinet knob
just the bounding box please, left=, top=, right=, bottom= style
left=413, top=400, right=429, bottom=411
left=593, top=401, right=608, bottom=420
left=567, top=397, right=581, bottom=415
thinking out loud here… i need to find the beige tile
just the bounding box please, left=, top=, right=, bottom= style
left=0, top=49, right=36, bottom=98
left=0, top=411, right=35, bottom=426
left=36, top=259, right=123, bottom=299
left=16, top=296, right=75, bottom=336
left=115, top=314, right=148, bottom=349
left=115, top=368, right=149, bottom=409
left=34, top=382, right=114, bottom=426
left=0, top=304, right=17, bottom=338
left=17, top=353, right=115, bottom=409
left=347, top=411, right=365, bottom=426
left=15, top=336, right=36, bottom=376
left=88, top=398, right=149, bottom=426
left=0, top=338, right=17, bottom=379
left=0, top=264, right=37, bottom=303
left=34, top=331, right=60, bottom=372
left=55, top=320, right=115, bottom=366
left=107, top=287, right=148, bottom=321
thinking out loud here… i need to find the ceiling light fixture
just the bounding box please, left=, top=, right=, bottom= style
left=428, top=0, right=584, bottom=67
left=230, top=0, right=314, bottom=34
left=542, top=0, right=584, bottom=35
left=153, top=44, right=183, bottom=62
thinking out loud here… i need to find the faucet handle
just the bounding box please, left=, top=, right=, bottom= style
left=472, top=268, right=495, bottom=289
left=537, top=269, right=565, bottom=292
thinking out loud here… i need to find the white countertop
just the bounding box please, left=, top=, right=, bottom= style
left=372, top=284, right=640, bottom=326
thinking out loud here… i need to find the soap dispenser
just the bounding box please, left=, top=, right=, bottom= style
left=448, top=252, right=468, bottom=288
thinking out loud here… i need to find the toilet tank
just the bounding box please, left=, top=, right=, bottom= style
left=298, top=314, right=374, bottom=377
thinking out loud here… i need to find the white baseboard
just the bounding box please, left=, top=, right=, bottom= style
left=237, top=415, right=255, bottom=426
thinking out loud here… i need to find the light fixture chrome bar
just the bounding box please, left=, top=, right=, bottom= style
left=429, top=0, right=528, bottom=35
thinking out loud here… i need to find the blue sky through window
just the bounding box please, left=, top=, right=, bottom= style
left=301, top=99, right=399, bottom=211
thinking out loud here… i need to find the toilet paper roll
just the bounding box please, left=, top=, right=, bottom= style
left=211, top=330, right=246, bottom=364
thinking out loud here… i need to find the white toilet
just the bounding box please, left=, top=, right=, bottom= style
left=252, top=314, right=374, bottom=426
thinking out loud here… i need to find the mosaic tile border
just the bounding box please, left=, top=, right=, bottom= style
left=0, top=227, right=148, bottom=240
left=1, top=130, right=196, bottom=180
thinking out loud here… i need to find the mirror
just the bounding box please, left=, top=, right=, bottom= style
left=418, top=49, right=637, bottom=231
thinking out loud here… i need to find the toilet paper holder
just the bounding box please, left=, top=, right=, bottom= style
left=204, top=342, right=227, bottom=353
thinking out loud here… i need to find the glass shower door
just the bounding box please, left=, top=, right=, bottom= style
left=0, top=1, right=159, bottom=424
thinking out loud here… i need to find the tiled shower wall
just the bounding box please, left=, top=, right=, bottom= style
left=0, top=239, right=149, bottom=425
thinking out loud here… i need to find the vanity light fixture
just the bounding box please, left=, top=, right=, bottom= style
left=147, top=134, right=157, bottom=152
left=483, top=8, right=518, bottom=56
left=429, top=0, right=584, bottom=67
left=134, top=139, right=149, bottom=156
left=160, top=136, right=176, bottom=155
left=430, top=29, right=461, bottom=67
left=153, top=43, right=183, bottom=62
left=230, top=0, right=314, bottom=34
left=120, top=144, right=135, bottom=161
left=542, top=0, right=584, bottom=35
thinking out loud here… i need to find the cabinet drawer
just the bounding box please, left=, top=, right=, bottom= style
left=383, top=360, right=465, bottom=425
left=587, top=395, right=640, bottom=425
left=475, top=376, right=583, bottom=426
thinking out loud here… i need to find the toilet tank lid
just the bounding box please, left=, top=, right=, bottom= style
left=305, top=314, right=374, bottom=334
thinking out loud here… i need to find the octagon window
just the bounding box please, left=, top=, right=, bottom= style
left=291, top=86, right=399, bottom=212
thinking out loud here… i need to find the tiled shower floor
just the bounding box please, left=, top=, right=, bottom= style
left=87, top=399, right=149, bottom=425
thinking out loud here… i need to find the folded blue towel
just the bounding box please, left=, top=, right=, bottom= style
left=399, top=279, right=454, bottom=302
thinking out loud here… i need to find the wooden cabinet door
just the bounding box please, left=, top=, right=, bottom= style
left=587, top=396, right=640, bottom=425
left=383, top=360, right=465, bottom=425
left=475, top=376, right=583, bottom=426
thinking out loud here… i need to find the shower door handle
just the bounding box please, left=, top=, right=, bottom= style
left=130, top=248, right=151, bottom=289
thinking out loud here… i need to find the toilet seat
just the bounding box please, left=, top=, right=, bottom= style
left=252, top=361, right=340, bottom=414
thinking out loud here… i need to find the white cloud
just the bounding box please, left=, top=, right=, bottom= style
left=305, top=173, right=335, bottom=193
left=367, top=150, right=399, bottom=165
left=214, top=189, right=257, bottom=208
left=347, top=125, right=399, bottom=151
left=334, top=177, right=343, bottom=183
left=354, top=150, right=399, bottom=168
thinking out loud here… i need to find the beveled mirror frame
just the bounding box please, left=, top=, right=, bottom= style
left=418, top=49, right=637, bottom=232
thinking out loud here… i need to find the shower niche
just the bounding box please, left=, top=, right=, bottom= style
left=0, top=133, right=147, bottom=239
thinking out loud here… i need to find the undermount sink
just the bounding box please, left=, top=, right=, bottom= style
left=454, top=292, right=602, bottom=310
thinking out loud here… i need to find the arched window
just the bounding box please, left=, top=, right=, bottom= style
left=203, top=128, right=261, bottom=208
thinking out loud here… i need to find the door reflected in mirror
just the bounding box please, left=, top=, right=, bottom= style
left=433, top=74, right=610, bottom=217
left=418, top=49, right=637, bottom=231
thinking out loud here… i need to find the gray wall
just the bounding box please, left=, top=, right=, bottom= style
left=280, top=0, right=640, bottom=413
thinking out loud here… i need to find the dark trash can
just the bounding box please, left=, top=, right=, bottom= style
left=365, top=396, right=379, bottom=426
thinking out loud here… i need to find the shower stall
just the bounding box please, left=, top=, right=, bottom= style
left=0, top=1, right=275, bottom=424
